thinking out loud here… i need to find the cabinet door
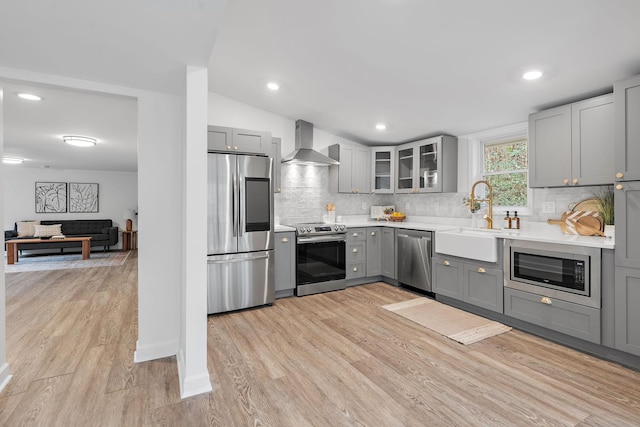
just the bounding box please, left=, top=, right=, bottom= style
left=372, top=147, right=395, bottom=193
left=615, top=181, right=640, bottom=268
left=232, top=128, right=271, bottom=154
left=274, top=232, right=295, bottom=292
left=271, top=137, right=282, bottom=193
left=571, top=94, right=614, bottom=186
left=396, top=144, right=415, bottom=193
left=366, top=228, right=381, bottom=276
left=381, top=228, right=396, bottom=279
left=463, top=264, right=503, bottom=313
left=529, top=105, right=572, bottom=187
left=615, top=74, right=640, bottom=181
left=207, top=126, right=233, bottom=151
left=432, top=256, right=463, bottom=300
left=353, top=147, right=371, bottom=194
left=417, top=137, right=442, bottom=193
left=614, top=266, right=640, bottom=356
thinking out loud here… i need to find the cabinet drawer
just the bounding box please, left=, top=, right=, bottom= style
left=347, top=262, right=366, bottom=279
left=347, top=242, right=366, bottom=262
left=504, top=288, right=601, bottom=344
left=347, top=228, right=367, bottom=242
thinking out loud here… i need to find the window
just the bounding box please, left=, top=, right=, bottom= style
left=482, top=137, right=528, bottom=209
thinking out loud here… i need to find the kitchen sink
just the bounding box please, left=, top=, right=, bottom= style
left=435, top=228, right=499, bottom=262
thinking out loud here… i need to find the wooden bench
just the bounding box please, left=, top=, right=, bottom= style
left=6, top=237, right=92, bottom=264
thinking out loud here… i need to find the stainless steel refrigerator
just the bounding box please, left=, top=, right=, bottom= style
left=207, top=152, right=275, bottom=314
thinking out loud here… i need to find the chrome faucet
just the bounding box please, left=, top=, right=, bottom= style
left=470, top=180, right=494, bottom=229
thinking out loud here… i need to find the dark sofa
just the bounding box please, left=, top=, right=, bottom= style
left=4, top=219, right=119, bottom=252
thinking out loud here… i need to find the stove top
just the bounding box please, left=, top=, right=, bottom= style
left=288, top=222, right=347, bottom=236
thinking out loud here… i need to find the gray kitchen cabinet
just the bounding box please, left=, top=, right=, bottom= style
left=504, top=288, right=601, bottom=344
left=207, top=125, right=271, bottom=154
left=433, top=255, right=503, bottom=313
left=381, top=228, right=396, bottom=279
left=614, top=266, right=640, bottom=356
left=347, top=228, right=367, bottom=279
left=366, top=227, right=381, bottom=277
left=614, top=181, right=640, bottom=268
left=529, top=93, right=614, bottom=187
left=328, top=144, right=371, bottom=194
left=271, top=137, right=282, bottom=193
left=395, top=136, right=458, bottom=194
left=615, top=74, right=640, bottom=182
left=274, top=231, right=295, bottom=297
left=371, top=147, right=395, bottom=194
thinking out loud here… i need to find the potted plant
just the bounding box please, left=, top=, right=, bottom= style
left=592, top=186, right=614, bottom=236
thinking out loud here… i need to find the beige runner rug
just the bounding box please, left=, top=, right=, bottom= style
left=382, top=297, right=511, bottom=345
left=4, top=250, right=131, bottom=273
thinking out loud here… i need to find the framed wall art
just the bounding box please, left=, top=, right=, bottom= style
left=69, top=182, right=99, bottom=213
left=35, top=182, right=67, bottom=213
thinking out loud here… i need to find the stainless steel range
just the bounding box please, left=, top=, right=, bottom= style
left=289, top=222, right=347, bottom=296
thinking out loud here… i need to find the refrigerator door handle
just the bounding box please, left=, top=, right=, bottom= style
left=238, top=169, right=244, bottom=237
left=232, top=171, right=238, bottom=238
left=207, top=253, right=269, bottom=264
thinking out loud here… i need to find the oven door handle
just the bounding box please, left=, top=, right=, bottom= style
left=297, top=235, right=346, bottom=244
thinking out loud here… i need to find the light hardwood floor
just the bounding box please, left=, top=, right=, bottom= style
left=2, top=253, right=640, bottom=426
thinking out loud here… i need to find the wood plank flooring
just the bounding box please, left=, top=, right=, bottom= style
left=2, top=254, right=640, bottom=425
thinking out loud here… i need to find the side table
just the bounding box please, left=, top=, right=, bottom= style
left=122, top=230, right=138, bottom=251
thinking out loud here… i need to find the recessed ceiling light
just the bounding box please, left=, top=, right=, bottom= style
left=267, top=82, right=280, bottom=91
left=2, top=156, right=24, bottom=164
left=17, top=93, right=43, bottom=101
left=63, top=135, right=97, bottom=147
left=375, top=123, right=387, bottom=130
left=522, top=70, right=543, bottom=80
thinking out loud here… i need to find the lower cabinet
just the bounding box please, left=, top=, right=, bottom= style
left=504, top=288, right=601, bottom=344
left=432, top=255, right=503, bottom=313
left=274, top=231, right=296, bottom=297
left=614, top=266, right=640, bottom=356
left=381, top=228, right=396, bottom=279
left=347, top=228, right=367, bottom=279
left=366, top=227, right=382, bottom=276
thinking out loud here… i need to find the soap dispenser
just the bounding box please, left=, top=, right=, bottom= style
left=513, top=211, right=520, bottom=229
left=503, top=211, right=511, bottom=229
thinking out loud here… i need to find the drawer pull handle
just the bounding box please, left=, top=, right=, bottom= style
left=572, top=178, right=578, bottom=185
left=563, top=179, right=569, bottom=185
left=281, top=237, right=288, bottom=243
left=541, top=297, right=552, bottom=305
left=443, top=260, right=450, bottom=266
left=353, top=233, right=359, bottom=237
left=352, top=248, right=358, bottom=253
left=477, top=267, right=485, bottom=273
left=371, top=231, right=376, bottom=236
left=616, top=172, right=623, bottom=179
left=353, top=267, right=359, bottom=272
left=616, top=184, right=623, bottom=190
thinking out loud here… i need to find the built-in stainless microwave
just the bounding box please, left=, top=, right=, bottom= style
left=504, top=239, right=601, bottom=309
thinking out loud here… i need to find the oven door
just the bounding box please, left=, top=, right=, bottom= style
left=296, top=235, right=346, bottom=286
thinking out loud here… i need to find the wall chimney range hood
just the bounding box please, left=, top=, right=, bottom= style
left=281, top=119, right=339, bottom=166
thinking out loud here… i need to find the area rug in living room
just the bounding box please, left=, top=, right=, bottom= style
left=382, top=297, right=511, bottom=345
left=4, top=251, right=131, bottom=273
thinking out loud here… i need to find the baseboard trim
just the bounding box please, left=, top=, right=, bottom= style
left=177, top=349, right=213, bottom=399
left=0, top=362, right=13, bottom=393
left=134, top=339, right=178, bottom=363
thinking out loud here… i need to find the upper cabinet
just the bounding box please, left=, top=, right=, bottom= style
left=528, top=94, right=614, bottom=188
left=207, top=125, right=271, bottom=155
left=615, top=74, right=640, bottom=182
left=395, top=136, right=458, bottom=194
left=371, top=147, right=396, bottom=194
left=329, top=144, right=371, bottom=194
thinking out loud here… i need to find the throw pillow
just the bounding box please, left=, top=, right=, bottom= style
left=17, top=220, right=41, bottom=237
left=33, top=224, right=62, bottom=238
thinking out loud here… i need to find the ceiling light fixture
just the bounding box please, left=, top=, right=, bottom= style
left=522, top=70, right=543, bottom=80
left=267, top=82, right=280, bottom=91
left=63, top=135, right=97, bottom=147
left=375, top=123, right=387, bottom=130
left=2, top=156, right=24, bottom=164
left=17, top=93, right=44, bottom=101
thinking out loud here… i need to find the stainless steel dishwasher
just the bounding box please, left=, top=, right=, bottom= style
left=396, top=230, right=432, bottom=292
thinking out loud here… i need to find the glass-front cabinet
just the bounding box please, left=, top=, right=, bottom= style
left=395, top=136, right=458, bottom=194
left=371, top=147, right=396, bottom=193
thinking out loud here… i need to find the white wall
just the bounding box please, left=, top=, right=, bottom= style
left=3, top=168, right=137, bottom=248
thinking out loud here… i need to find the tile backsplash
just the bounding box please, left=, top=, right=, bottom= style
left=275, top=164, right=607, bottom=225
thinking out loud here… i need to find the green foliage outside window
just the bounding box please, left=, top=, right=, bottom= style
left=483, top=139, right=528, bottom=207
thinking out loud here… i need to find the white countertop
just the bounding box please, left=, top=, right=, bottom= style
left=275, top=224, right=296, bottom=232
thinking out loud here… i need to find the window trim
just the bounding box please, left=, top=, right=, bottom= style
left=466, top=122, right=532, bottom=216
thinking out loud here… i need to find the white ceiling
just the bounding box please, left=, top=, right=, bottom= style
left=208, top=0, right=640, bottom=144
left=2, top=0, right=640, bottom=172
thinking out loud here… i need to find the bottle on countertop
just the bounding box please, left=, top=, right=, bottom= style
left=503, top=211, right=512, bottom=229
left=513, top=211, right=520, bottom=229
